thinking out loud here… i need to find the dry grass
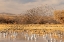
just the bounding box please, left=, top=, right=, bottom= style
left=0, top=24, right=64, bottom=31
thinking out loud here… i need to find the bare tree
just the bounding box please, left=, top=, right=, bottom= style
left=23, top=5, right=54, bottom=24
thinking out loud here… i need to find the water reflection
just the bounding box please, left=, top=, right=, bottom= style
left=0, top=29, right=64, bottom=42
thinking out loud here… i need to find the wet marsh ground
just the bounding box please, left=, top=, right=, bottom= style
left=0, top=24, right=64, bottom=42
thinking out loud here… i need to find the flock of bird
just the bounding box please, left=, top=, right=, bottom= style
left=0, top=29, right=64, bottom=42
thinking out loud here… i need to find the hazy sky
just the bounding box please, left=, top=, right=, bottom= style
left=0, top=0, right=64, bottom=14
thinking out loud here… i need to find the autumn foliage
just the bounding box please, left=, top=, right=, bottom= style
left=54, top=10, right=64, bottom=24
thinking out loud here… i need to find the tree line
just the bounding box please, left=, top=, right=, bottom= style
left=0, top=5, right=63, bottom=24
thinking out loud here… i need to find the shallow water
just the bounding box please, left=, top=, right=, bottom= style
left=0, top=29, right=64, bottom=42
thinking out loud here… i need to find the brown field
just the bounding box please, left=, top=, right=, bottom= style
left=0, top=24, right=64, bottom=32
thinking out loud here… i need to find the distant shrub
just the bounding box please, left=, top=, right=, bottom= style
left=0, top=5, right=60, bottom=24
left=54, top=10, right=64, bottom=24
